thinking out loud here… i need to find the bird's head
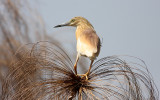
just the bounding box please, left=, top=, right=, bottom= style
left=54, top=16, right=93, bottom=28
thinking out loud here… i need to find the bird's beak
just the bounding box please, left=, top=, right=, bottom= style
left=54, top=22, right=70, bottom=28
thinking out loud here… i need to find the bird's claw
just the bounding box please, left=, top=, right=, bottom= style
left=77, top=74, right=88, bottom=80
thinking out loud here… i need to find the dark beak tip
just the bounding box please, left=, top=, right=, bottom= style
left=53, top=22, right=70, bottom=28
left=53, top=25, right=61, bottom=28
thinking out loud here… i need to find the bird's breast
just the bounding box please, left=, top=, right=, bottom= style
left=76, top=29, right=100, bottom=60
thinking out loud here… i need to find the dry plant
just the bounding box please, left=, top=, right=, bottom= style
left=0, top=0, right=159, bottom=100
left=0, top=0, right=59, bottom=99
left=1, top=41, right=159, bottom=100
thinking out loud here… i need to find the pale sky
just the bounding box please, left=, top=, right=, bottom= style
left=37, top=0, right=160, bottom=94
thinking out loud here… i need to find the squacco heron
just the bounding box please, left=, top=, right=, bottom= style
left=54, top=16, right=101, bottom=79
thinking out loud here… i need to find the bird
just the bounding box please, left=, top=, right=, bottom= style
left=54, top=16, right=101, bottom=79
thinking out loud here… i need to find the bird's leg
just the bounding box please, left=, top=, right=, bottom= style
left=79, top=60, right=94, bottom=80
left=86, top=60, right=94, bottom=76
left=74, top=54, right=79, bottom=75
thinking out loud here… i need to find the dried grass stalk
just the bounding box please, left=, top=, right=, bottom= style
left=2, top=42, right=159, bottom=100
left=0, top=0, right=59, bottom=99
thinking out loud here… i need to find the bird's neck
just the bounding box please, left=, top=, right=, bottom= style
left=75, top=24, right=94, bottom=40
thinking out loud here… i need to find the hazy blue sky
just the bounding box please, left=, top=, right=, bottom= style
left=38, top=0, right=160, bottom=93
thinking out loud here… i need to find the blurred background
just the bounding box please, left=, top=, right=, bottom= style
left=37, top=0, right=160, bottom=92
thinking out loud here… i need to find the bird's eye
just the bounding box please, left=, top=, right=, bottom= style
left=71, top=19, right=75, bottom=22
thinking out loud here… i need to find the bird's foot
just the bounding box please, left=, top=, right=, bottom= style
left=77, top=74, right=88, bottom=80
